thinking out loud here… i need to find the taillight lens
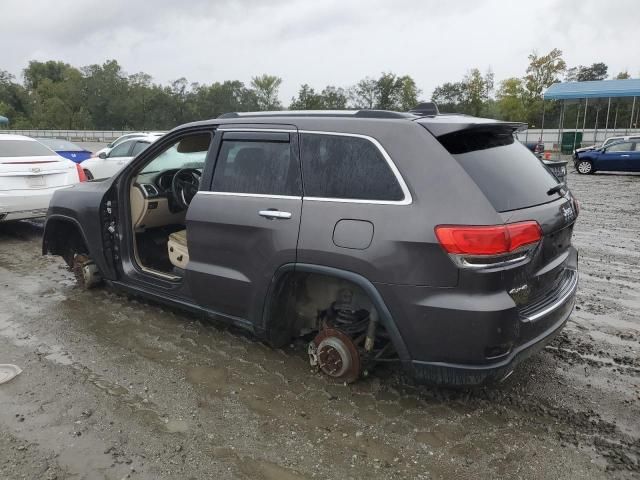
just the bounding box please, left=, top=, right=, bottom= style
left=435, top=221, right=542, bottom=256
left=75, top=163, right=87, bottom=182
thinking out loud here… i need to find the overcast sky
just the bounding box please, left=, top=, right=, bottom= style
left=1, top=0, right=638, bottom=101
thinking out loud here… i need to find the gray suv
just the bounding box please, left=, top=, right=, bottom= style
left=42, top=110, right=579, bottom=386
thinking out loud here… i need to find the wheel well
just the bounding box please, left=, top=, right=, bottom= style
left=43, top=218, right=89, bottom=267
left=264, top=270, right=385, bottom=345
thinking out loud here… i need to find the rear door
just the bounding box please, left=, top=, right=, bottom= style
left=185, top=126, right=302, bottom=323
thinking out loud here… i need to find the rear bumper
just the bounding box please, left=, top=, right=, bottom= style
left=0, top=186, right=73, bottom=221
left=376, top=247, right=578, bottom=386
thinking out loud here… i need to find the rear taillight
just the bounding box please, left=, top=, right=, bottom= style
left=435, top=221, right=542, bottom=269
left=76, top=163, right=87, bottom=182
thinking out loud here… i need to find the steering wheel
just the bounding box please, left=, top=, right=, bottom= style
left=171, top=168, right=201, bottom=210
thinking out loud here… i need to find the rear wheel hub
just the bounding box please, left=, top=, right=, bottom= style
left=309, top=328, right=361, bottom=383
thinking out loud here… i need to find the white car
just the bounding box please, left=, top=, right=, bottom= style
left=0, top=134, right=85, bottom=222
left=81, top=136, right=158, bottom=180
left=93, top=132, right=164, bottom=158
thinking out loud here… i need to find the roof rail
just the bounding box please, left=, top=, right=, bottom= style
left=217, top=110, right=414, bottom=119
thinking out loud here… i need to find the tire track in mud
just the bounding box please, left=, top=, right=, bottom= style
left=1, top=170, right=640, bottom=478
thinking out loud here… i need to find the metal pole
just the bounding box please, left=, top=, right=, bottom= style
left=581, top=97, right=588, bottom=135
left=629, top=96, right=636, bottom=133
left=573, top=102, right=581, bottom=151
left=613, top=104, right=619, bottom=133
left=593, top=104, right=599, bottom=144
left=604, top=97, right=611, bottom=141
left=635, top=104, right=640, bottom=133
left=540, top=99, right=546, bottom=148
left=557, top=101, right=565, bottom=159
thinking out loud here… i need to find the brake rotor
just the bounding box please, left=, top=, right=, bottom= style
left=310, top=328, right=361, bottom=383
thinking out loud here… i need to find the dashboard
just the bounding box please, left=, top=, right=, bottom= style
left=130, top=169, right=201, bottom=230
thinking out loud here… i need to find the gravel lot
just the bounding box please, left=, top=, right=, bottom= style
left=0, top=168, right=638, bottom=479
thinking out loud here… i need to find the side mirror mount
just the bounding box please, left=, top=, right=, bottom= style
left=98, top=152, right=107, bottom=159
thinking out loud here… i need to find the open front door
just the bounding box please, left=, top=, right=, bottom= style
left=185, top=126, right=302, bottom=324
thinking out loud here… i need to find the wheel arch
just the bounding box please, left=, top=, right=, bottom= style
left=260, top=263, right=412, bottom=365
left=42, top=215, right=90, bottom=266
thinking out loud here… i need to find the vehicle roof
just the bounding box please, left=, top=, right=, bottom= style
left=0, top=134, right=39, bottom=142
left=118, top=135, right=159, bottom=143
left=119, top=131, right=164, bottom=137
left=180, top=110, right=526, bottom=137
left=35, top=137, right=86, bottom=149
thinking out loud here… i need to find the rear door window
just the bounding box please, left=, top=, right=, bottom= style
left=212, top=134, right=301, bottom=196
left=300, top=133, right=404, bottom=201
left=436, top=128, right=561, bottom=212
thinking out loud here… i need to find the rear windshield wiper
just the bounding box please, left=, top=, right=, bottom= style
left=547, top=183, right=565, bottom=196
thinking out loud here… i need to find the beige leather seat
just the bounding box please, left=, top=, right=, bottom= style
left=167, top=229, right=188, bottom=270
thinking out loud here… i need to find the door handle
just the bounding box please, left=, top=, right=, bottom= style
left=258, top=210, right=292, bottom=220
left=621, top=154, right=630, bottom=157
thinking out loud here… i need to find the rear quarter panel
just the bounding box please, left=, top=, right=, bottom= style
left=295, top=120, right=502, bottom=287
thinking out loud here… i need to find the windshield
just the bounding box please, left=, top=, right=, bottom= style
left=0, top=139, right=56, bottom=157
left=141, top=144, right=207, bottom=173
left=36, top=138, right=83, bottom=151
left=436, top=128, right=561, bottom=212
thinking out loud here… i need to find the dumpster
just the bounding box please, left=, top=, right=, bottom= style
left=561, top=131, right=583, bottom=154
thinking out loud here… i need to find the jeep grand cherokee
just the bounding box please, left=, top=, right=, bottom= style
left=42, top=109, right=578, bottom=386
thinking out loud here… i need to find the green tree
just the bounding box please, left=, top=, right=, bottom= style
left=431, top=68, right=493, bottom=116
left=319, top=86, right=348, bottom=109
left=464, top=68, right=492, bottom=116
left=82, top=60, right=130, bottom=129
left=496, top=77, right=527, bottom=121
left=566, top=62, right=608, bottom=82
left=290, top=84, right=324, bottom=110
left=349, top=73, right=420, bottom=110
left=349, top=77, right=377, bottom=109
left=432, top=81, right=466, bottom=112
left=524, top=48, right=566, bottom=100
left=251, top=74, right=282, bottom=110
left=23, top=60, right=69, bottom=90
left=290, top=84, right=349, bottom=110
left=615, top=71, right=631, bottom=80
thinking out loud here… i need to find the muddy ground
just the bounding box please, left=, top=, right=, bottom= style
left=0, top=168, right=638, bottom=480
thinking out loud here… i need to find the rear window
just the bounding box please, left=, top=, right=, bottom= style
left=437, top=129, right=560, bottom=212
left=0, top=139, right=54, bottom=157
left=36, top=138, right=83, bottom=152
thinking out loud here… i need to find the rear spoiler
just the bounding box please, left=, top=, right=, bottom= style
left=417, top=116, right=526, bottom=137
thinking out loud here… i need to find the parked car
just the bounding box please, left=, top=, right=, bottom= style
left=543, top=160, right=568, bottom=184
left=43, top=110, right=578, bottom=386
left=573, top=135, right=640, bottom=158
left=517, top=139, right=568, bottom=184
left=93, top=132, right=164, bottom=158
left=522, top=140, right=545, bottom=157
left=0, top=134, right=85, bottom=222
left=81, top=135, right=158, bottom=180
left=35, top=138, right=93, bottom=163
left=574, top=139, right=640, bottom=174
